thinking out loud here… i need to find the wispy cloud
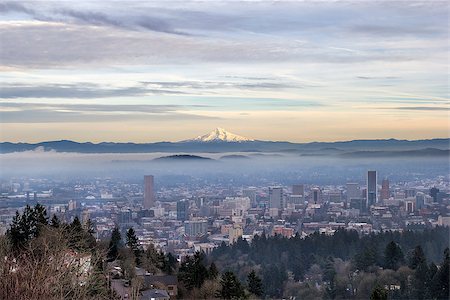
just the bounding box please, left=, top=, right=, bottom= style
left=378, top=106, right=450, bottom=111
left=0, top=83, right=185, bottom=99
left=0, top=102, right=218, bottom=123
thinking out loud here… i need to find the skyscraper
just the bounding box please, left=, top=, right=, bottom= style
left=269, top=187, right=283, bottom=209
left=144, top=175, right=155, bottom=209
left=292, top=184, right=304, bottom=196
left=177, top=199, right=189, bottom=221
left=380, top=179, right=390, bottom=200
left=312, top=188, right=321, bottom=204
left=367, top=171, right=377, bottom=208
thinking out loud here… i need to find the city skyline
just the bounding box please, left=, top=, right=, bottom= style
left=1, top=1, right=449, bottom=143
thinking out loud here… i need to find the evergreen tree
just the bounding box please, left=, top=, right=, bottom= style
left=433, top=248, right=449, bottom=300
left=33, top=204, right=48, bottom=233
left=247, top=270, right=263, bottom=297
left=412, top=260, right=429, bottom=300
left=50, top=214, right=60, bottom=228
left=408, top=245, right=429, bottom=300
left=70, top=216, right=83, bottom=232
left=178, top=251, right=208, bottom=290
left=324, top=257, right=337, bottom=299
left=370, top=285, right=387, bottom=300
left=408, top=245, right=426, bottom=270
left=163, top=252, right=177, bottom=275
left=107, top=226, right=122, bottom=261
left=67, top=216, right=85, bottom=250
left=354, top=246, right=377, bottom=271
left=126, top=227, right=139, bottom=250
left=208, top=262, right=219, bottom=279
left=262, top=264, right=287, bottom=297
left=126, top=227, right=140, bottom=264
left=217, top=271, right=245, bottom=299
left=384, top=241, right=404, bottom=270
left=7, top=204, right=49, bottom=250
left=85, top=219, right=95, bottom=235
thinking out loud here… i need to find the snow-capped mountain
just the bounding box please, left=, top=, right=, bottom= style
left=186, top=128, right=254, bottom=143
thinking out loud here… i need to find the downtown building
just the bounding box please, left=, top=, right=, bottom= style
left=144, top=175, right=155, bottom=210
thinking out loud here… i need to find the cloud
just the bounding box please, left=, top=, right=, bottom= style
left=1, top=0, right=447, bottom=69
left=382, top=106, right=450, bottom=111
left=0, top=83, right=185, bottom=99
left=0, top=79, right=301, bottom=100
left=0, top=102, right=218, bottom=123
left=1, top=21, right=438, bottom=70
left=0, top=1, right=34, bottom=14
left=140, top=80, right=299, bottom=91
left=348, top=24, right=443, bottom=38
left=356, top=76, right=398, bottom=80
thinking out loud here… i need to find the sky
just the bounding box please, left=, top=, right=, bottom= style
left=0, top=0, right=448, bottom=143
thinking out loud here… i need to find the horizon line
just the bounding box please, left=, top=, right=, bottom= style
left=1, top=136, right=449, bottom=145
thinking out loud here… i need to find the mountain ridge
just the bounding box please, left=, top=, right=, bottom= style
left=0, top=138, right=448, bottom=154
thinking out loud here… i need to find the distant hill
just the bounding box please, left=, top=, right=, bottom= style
left=153, top=154, right=213, bottom=161
left=339, top=148, right=450, bottom=158
left=1, top=138, right=449, bottom=154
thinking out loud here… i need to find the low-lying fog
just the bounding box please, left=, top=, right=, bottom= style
left=1, top=147, right=448, bottom=185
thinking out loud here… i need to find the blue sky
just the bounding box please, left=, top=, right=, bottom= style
left=0, top=0, right=448, bottom=142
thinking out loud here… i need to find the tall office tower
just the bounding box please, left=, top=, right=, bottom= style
left=144, top=175, right=155, bottom=209
left=312, top=187, right=321, bottom=204
left=367, top=171, right=377, bottom=208
left=380, top=179, right=390, bottom=200
left=269, top=187, right=283, bottom=209
left=177, top=199, right=189, bottom=221
left=429, top=187, right=440, bottom=203
left=346, top=183, right=360, bottom=201
left=415, top=192, right=425, bottom=210
left=292, top=184, right=304, bottom=196
left=243, top=187, right=257, bottom=206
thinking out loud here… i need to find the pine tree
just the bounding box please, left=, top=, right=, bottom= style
left=50, top=214, right=60, bottom=228
left=126, top=227, right=140, bottom=264
left=67, top=216, right=85, bottom=250
left=384, top=241, right=404, bottom=270
left=218, top=271, right=245, bottom=299
left=434, top=248, right=449, bottom=300
left=164, top=252, right=177, bottom=275
left=178, top=251, right=208, bottom=290
left=408, top=245, right=429, bottom=300
left=7, top=204, right=49, bottom=251
left=324, top=257, right=337, bottom=299
left=247, top=270, right=263, bottom=297
left=85, top=219, right=95, bottom=235
left=408, top=245, right=426, bottom=270
left=354, top=246, right=377, bottom=271
left=370, top=284, right=387, bottom=300
left=33, top=203, right=48, bottom=231
left=108, top=226, right=122, bottom=261
left=208, top=262, right=219, bottom=279
left=70, top=216, right=83, bottom=232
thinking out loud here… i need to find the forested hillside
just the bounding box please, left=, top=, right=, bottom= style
left=209, top=227, right=449, bottom=299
